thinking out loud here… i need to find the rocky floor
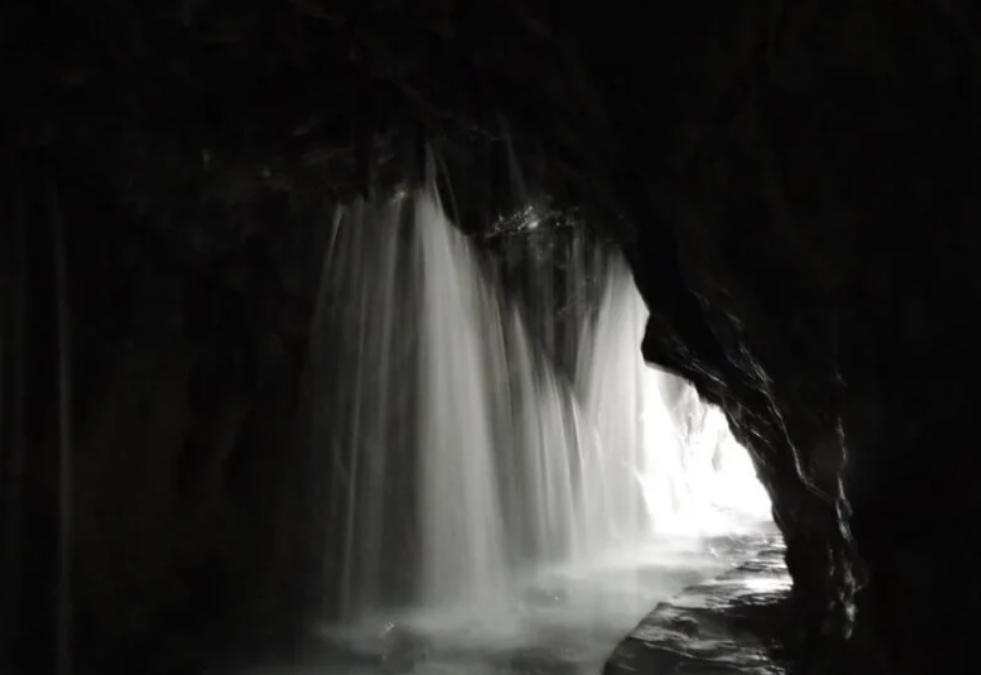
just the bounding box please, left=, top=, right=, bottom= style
left=603, top=535, right=791, bottom=675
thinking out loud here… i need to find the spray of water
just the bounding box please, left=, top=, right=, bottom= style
left=310, top=178, right=772, bottom=629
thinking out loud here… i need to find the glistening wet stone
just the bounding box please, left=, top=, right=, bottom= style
left=604, top=535, right=791, bottom=675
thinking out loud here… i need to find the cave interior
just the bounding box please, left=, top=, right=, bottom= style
left=2, top=1, right=981, bottom=674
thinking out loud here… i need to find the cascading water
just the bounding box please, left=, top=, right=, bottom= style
left=307, top=176, right=773, bottom=672
left=573, top=253, right=651, bottom=547
left=413, top=194, right=510, bottom=610
left=311, top=188, right=518, bottom=620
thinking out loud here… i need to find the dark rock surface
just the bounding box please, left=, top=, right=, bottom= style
left=605, top=536, right=791, bottom=675
left=3, top=1, right=980, bottom=673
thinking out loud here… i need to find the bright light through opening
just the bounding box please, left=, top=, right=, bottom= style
left=574, top=246, right=774, bottom=543
left=638, top=368, right=773, bottom=537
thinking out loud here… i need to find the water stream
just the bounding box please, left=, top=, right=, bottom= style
left=294, top=180, right=774, bottom=675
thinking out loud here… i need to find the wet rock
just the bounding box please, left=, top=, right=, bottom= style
left=605, top=539, right=792, bottom=675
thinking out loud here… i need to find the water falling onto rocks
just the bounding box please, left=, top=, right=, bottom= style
left=308, top=179, right=773, bottom=634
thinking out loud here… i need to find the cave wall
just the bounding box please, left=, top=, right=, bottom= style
left=4, top=1, right=981, bottom=673
left=574, top=4, right=981, bottom=672
left=0, top=157, right=324, bottom=673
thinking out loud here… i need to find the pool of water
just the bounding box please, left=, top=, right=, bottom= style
left=235, top=531, right=774, bottom=675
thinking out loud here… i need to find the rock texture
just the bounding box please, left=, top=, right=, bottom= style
left=600, top=4, right=981, bottom=672
left=0, top=157, right=322, bottom=675
left=3, top=1, right=980, bottom=673
left=605, top=536, right=791, bottom=675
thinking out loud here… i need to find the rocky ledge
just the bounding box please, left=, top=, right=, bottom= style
left=605, top=535, right=791, bottom=675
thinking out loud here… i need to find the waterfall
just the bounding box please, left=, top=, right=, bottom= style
left=309, top=180, right=771, bottom=627
left=574, top=253, right=650, bottom=546
left=413, top=193, right=510, bottom=610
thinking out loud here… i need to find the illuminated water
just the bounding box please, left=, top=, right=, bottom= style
left=297, top=180, right=773, bottom=675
